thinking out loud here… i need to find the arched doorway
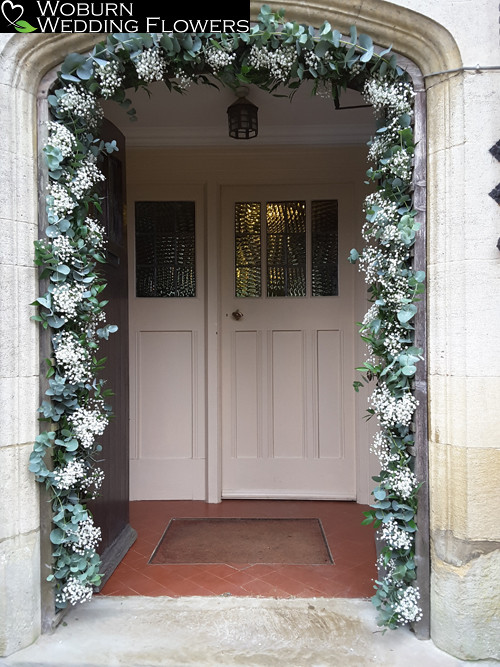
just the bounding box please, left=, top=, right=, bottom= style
left=6, top=0, right=473, bottom=655
left=34, top=23, right=429, bottom=639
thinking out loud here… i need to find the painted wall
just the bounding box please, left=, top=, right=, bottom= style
left=0, top=0, right=499, bottom=659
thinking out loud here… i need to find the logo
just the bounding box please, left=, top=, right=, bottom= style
left=1, top=0, right=36, bottom=31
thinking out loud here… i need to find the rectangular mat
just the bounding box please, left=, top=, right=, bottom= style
left=149, top=517, right=333, bottom=565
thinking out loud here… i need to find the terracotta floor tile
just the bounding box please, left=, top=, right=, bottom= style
left=99, top=500, right=376, bottom=600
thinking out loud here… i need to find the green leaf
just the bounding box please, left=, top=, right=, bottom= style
left=14, top=20, right=37, bottom=33
left=50, top=528, right=66, bottom=545
left=348, top=248, right=359, bottom=264
left=397, top=304, right=417, bottom=323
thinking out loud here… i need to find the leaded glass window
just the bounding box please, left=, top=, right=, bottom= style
left=234, top=199, right=338, bottom=298
left=135, top=201, right=196, bottom=298
left=312, top=200, right=338, bottom=296
left=235, top=202, right=261, bottom=297
left=267, top=201, right=307, bottom=297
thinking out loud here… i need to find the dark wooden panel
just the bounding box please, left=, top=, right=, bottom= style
left=89, top=119, right=134, bottom=574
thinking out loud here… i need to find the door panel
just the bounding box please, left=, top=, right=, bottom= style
left=221, top=185, right=356, bottom=499
left=89, top=119, right=134, bottom=578
left=128, top=185, right=206, bottom=500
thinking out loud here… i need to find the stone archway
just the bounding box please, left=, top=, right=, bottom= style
left=1, top=2, right=472, bottom=658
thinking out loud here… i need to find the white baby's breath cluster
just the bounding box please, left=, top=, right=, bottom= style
left=357, top=244, right=410, bottom=289
left=47, top=121, right=76, bottom=158
left=134, top=47, right=167, bottom=83
left=52, top=283, right=86, bottom=319
left=68, top=517, right=101, bottom=556
left=248, top=44, right=296, bottom=82
left=204, top=45, right=236, bottom=72
left=55, top=576, right=93, bottom=606
left=369, top=384, right=418, bottom=428
left=80, top=466, right=105, bottom=498
left=386, top=467, right=418, bottom=500
left=376, top=554, right=396, bottom=582
left=381, top=149, right=413, bottom=182
left=69, top=403, right=109, bottom=449
left=362, top=192, right=400, bottom=244
left=85, top=217, right=106, bottom=249
left=370, top=431, right=399, bottom=469
left=58, top=84, right=103, bottom=127
left=362, top=303, right=379, bottom=328
left=52, top=235, right=76, bottom=263
left=393, top=585, right=423, bottom=623
left=68, top=154, right=105, bottom=200
left=363, top=78, right=415, bottom=116
left=173, top=68, right=195, bottom=90
left=95, top=60, right=124, bottom=98
left=47, top=181, right=76, bottom=218
left=383, top=320, right=410, bottom=357
left=379, top=517, right=413, bottom=551
left=53, top=459, right=86, bottom=490
left=53, top=331, right=92, bottom=384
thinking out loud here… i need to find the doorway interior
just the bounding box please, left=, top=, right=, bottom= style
left=102, top=78, right=380, bottom=506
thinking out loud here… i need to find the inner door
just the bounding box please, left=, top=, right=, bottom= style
left=221, top=185, right=356, bottom=499
left=128, top=184, right=206, bottom=500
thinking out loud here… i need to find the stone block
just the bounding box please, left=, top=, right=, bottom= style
left=17, top=376, right=39, bottom=446
left=0, top=377, right=18, bottom=447
left=0, top=531, right=41, bottom=657
left=430, top=440, right=500, bottom=540
left=431, top=548, right=500, bottom=661
left=0, top=443, right=40, bottom=541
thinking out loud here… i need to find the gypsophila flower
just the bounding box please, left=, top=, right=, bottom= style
left=248, top=44, right=295, bottom=82
left=56, top=576, right=93, bottom=606
left=58, top=84, right=103, bottom=128
left=362, top=303, right=380, bottom=329
left=69, top=154, right=105, bottom=200
left=369, top=384, right=418, bottom=428
left=53, top=459, right=86, bottom=490
left=47, top=181, right=76, bottom=218
left=52, top=283, right=86, bottom=319
left=174, top=68, right=194, bottom=90
left=69, top=403, right=109, bottom=449
left=68, top=517, right=101, bottom=556
left=95, top=60, right=124, bottom=99
left=371, top=431, right=400, bottom=469
left=52, top=235, right=75, bottom=263
left=204, top=45, right=236, bottom=72
left=46, top=121, right=76, bottom=158
left=393, top=585, right=423, bottom=623
left=379, top=517, right=413, bottom=551
left=363, top=78, right=415, bottom=116
left=303, top=49, right=322, bottom=70
left=134, top=47, right=166, bottom=83
left=84, top=217, right=106, bottom=249
left=376, top=554, right=397, bottom=583
left=381, top=149, right=413, bottom=182
left=80, top=466, right=105, bottom=498
left=386, top=467, right=418, bottom=500
left=53, top=331, right=92, bottom=384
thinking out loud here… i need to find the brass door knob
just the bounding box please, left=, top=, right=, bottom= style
left=231, top=309, right=244, bottom=320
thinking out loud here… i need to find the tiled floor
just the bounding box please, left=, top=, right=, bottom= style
left=98, top=500, right=377, bottom=599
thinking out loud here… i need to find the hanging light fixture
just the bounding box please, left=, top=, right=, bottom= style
left=227, top=86, right=258, bottom=140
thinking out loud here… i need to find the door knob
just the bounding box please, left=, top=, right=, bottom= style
left=231, top=309, right=244, bottom=320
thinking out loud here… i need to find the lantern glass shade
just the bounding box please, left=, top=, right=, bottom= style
left=227, top=96, right=258, bottom=139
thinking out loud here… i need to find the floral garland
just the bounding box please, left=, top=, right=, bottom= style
left=29, top=5, right=423, bottom=628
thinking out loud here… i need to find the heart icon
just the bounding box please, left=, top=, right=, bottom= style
left=1, top=0, right=24, bottom=27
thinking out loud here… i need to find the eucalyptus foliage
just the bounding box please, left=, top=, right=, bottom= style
left=31, top=4, right=423, bottom=626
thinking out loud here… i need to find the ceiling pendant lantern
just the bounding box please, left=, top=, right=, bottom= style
left=227, top=87, right=258, bottom=140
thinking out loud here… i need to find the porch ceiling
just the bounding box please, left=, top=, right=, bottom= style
left=101, top=79, right=375, bottom=147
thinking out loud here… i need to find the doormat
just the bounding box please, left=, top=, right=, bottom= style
left=149, top=518, right=333, bottom=565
